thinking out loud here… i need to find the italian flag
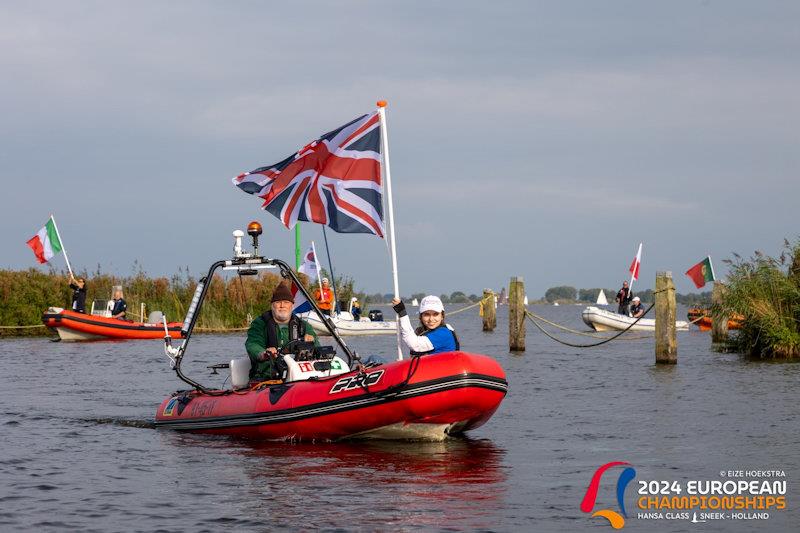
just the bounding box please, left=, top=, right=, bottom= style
left=685, top=256, right=716, bottom=289
left=27, top=218, right=62, bottom=264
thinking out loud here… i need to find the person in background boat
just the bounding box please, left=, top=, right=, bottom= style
left=615, top=281, right=632, bottom=315
left=391, top=295, right=460, bottom=356
left=68, top=274, right=87, bottom=314
left=351, top=298, right=361, bottom=321
left=629, top=296, right=645, bottom=318
left=110, top=289, right=127, bottom=320
left=245, top=281, right=318, bottom=381
left=313, top=277, right=334, bottom=316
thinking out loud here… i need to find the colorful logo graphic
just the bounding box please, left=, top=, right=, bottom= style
left=581, top=461, right=637, bottom=529
left=162, top=397, right=178, bottom=417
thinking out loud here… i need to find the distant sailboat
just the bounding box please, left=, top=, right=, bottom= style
left=523, top=295, right=528, bottom=305
left=411, top=298, right=419, bottom=306
left=553, top=302, right=559, bottom=306
left=596, top=290, right=609, bottom=306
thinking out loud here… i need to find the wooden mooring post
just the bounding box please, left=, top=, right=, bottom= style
left=482, top=289, right=496, bottom=332
left=655, top=271, right=677, bottom=364
left=509, top=277, right=525, bottom=351
left=711, top=282, right=728, bottom=343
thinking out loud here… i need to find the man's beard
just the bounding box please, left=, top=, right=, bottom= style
left=273, top=309, right=291, bottom=323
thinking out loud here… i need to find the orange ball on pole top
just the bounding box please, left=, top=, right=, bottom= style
left=377, top=100, right=388, bottom=108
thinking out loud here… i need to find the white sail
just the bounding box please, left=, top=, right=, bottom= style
left=411, top=298, right=418, bottom=306
left=596, top=290, right=609, bottom=305
left=523, top=295, right=528, bottom=305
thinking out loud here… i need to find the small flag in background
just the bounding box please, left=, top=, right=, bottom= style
left=298, top=244, right=320, bottom=280
left=685, top=256, right=716, bottom=289
left=629, top=243, right=642, bottom=281
left=27, top=217, right=62, bottom=264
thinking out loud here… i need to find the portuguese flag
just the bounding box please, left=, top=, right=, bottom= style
left=27, top=217, right=62, bottom=264
left=685, top=256, right=715, bottom=289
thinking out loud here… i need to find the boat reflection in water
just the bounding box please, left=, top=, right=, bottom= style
left=166, top=434, right=507, bottom=529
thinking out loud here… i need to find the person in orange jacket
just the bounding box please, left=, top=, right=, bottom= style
left=313, top=277, right=334, bottom=316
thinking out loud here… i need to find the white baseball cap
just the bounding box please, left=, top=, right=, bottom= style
left=632, top=296, right=640, bottom=302
left=419, top=295, right=444, bottom=314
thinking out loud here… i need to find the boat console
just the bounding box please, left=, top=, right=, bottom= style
left=279, top=342, right=350, bottom=383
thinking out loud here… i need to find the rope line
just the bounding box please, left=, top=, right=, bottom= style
left=524, top=309, right=652, bottom=340
left=524, top=304, right=656, bottom=348
left=522, top=286, right=691, bottom=348
left=0, top=324, right=47, bottom=329
left=448, top=294, right=493, bottom=316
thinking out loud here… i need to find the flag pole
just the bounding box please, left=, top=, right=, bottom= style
left=310, top=241, right=324, bottom=301
left=322, top=226, right=337, bottom=313
left=49, top=215, right=74, bottom=279
left=628, top=242, right=642, bottom=293
left=377, top=100, right=403, bottom=361
left=295, top=225, right=301, bottom=271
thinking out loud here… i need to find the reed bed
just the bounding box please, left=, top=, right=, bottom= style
left=0, top=268, right=322, bottom=337
left=720, top=239, right=800, bottom=359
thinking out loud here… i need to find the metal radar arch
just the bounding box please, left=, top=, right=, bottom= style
left=161, top=221, right=358, bottom=393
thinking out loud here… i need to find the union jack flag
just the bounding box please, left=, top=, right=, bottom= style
left=233, top=112, right=384, bottom=237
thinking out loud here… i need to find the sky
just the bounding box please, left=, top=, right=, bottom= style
left=1, top=1, right=798, bottom=298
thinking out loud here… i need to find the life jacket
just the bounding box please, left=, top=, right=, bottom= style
left=260, top=310, right=304, bottom=349
left=410, top=324, right=460, bottom=356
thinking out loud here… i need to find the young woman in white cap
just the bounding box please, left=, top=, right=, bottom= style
left=391, top=295, right=460, bottom=356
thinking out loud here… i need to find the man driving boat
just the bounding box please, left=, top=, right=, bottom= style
left=245, top=281, right=318, bottom=381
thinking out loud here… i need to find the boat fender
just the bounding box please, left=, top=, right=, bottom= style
left=230, top=357, right=252, bottom=390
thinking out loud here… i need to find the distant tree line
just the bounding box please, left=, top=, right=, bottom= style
left=362, top=291, right=482, bottom=305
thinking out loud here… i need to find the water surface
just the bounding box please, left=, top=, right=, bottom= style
left=1, top=305, right=797, bottom=531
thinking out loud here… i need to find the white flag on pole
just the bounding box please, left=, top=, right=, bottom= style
left=298, top=242, right=320, bottom=280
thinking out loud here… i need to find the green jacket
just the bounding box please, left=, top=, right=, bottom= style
left=245, top=313, right=318, bottom=380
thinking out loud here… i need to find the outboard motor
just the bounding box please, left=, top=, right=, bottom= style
left=368, top=309, right=384, bottom=322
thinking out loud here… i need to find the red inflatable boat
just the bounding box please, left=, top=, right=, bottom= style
left=154, top=227, right=508, bottom=441
left=155, top=351, right=507, bottom=440
left=42, top=308, right=183, bottom=341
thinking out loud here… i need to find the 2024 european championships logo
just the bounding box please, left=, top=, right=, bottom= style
left=580, top=461, right=637, bottom=529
